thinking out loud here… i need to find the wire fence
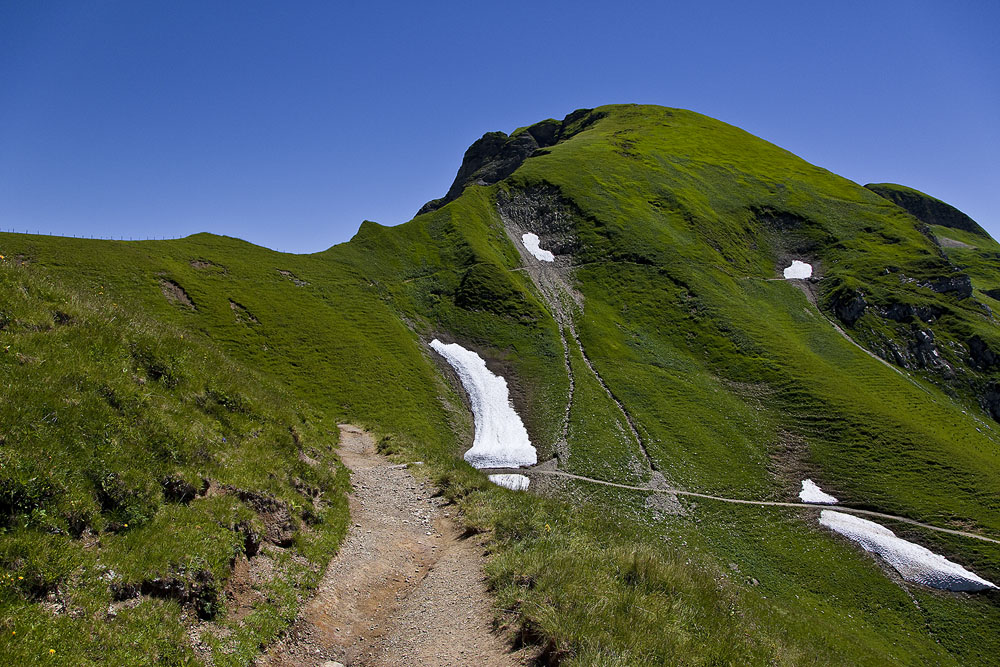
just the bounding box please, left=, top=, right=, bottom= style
left=0, top=228, right=182, bottom=241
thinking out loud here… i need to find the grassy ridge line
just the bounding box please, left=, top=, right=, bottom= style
left=0, top=232, right=460, bottom=453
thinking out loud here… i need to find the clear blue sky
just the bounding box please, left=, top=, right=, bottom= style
left=1, top=1, right=997, bottom=253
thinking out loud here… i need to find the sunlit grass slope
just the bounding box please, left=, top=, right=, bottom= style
left=3, top=103, right=1000, bottom=665
left=0, top=259, right=349, bottom=665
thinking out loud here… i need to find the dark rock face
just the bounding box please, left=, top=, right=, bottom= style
left=526, top=118, right=561, bottom=146
left=496, top=185, right=580, bottom=256
left=880, top=302, right=913, bottom=322
left=879, top=338, right=907, bottom=367
left=418, top=109, right=606, bottom=215
left=968, top=335, right=999, bottom=370
left=983, top=384, right=1000, bottom=422
left=832, top=289, right=867, bottom=326
left=879, top=302, right=942, bottom=323
left=909, top=329, right=938, bottom=367
left=900, top=328, right=955, bottom=378
left=865, top=183, right=989, bottom=237
left=112, top=569, right=220, bottom=619
left=240, top=521, right=263, bottom=557
left=925, top=274, right=973, bottom=299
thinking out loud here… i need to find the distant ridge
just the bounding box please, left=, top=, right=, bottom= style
left=866, top=182, right=989, bottom=237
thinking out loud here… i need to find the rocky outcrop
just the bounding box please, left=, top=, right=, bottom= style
left=865, top=183, right=989, bottom=237
left=872, top=327, right=954, bottom=378
left=831, top=289, right=867, bottom=326
left=925, top=273, right=973, bottom=299
left=908, top=329, right=940, bottom=369
left=878, top=302, right=942, bottom=323
left=495, top=185, right=580, bottom=255
left=418, top=109, right=605, bottom=215
left=968, top=335, right=999, bottom=371
left=982, top=383, right=1000, bottom=422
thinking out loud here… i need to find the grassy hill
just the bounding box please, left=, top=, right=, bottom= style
left=3, top=104, right=1000, bottom=665
left=0, top=257, right=349, bottom=665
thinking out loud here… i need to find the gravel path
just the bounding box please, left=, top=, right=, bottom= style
left=259, top=425, right=527, bottom=667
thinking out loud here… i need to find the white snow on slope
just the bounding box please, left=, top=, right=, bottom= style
left=783, top=260, right=812, bottom=279
left=489, top=474, right=531, bottom=491
left=819, top=510, right=996, bottom=591
left=522, top=233, right=555, bottom=262
left=799, top=479, right=838, bottom=504
left=430, top=340, right=537, bottom=469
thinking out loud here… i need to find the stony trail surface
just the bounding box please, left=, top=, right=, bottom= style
left=259, top=425, right=527, bottom=667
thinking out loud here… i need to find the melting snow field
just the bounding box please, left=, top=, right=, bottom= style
left=819, top=510, right=997, bottom=591
left=799, top=479, right=838, bottom=504
left=783, top=260, right=813, bottom=279
left=488, top=474, right=531, bottom=491
left=522, top=233, right=555, bottom=262
left=430, top=340, right=537, bottom=471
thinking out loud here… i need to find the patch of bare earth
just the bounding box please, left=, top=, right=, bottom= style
left=259, top=425, right=528, bottom=667
left=230, top=299, right=260, bottom=324
left=277, top=269, right=310, bottom=286
left=936, top=235, right=974, bottom=249
left=159, top=278, right=195, bottom=309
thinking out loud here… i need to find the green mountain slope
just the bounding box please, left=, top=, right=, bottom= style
left=3, top=104, right=1000, bottom=665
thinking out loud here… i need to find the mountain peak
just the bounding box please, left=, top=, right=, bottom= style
left=417, top=108, right=605, bottom=215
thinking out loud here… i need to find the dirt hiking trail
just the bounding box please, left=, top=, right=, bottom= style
left=259, top=425, right=528, bottom=667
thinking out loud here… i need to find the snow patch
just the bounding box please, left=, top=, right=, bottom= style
left=522, top=233, right=554, bottom=262
left=819, top=510, right=996, bottom=591
left=783, top=260, right=812, bottom=279
left=489, top=474, right=530, bottom=491
left=799, top=479, right=838, bottom=504
left=430, top=340, right=537, bottom=469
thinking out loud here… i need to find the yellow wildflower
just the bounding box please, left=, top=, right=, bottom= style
left=49, top=649, right=55, bottom=654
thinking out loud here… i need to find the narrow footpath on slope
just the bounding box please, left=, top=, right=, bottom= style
left=476, top=466, right=1000, bottom=546
left=260, top=425, right=528, bottom=667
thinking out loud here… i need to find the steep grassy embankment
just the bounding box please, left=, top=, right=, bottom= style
left=0, top=259, right=349, bottom=665
left=3, top=103, right=1000, bottom=665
